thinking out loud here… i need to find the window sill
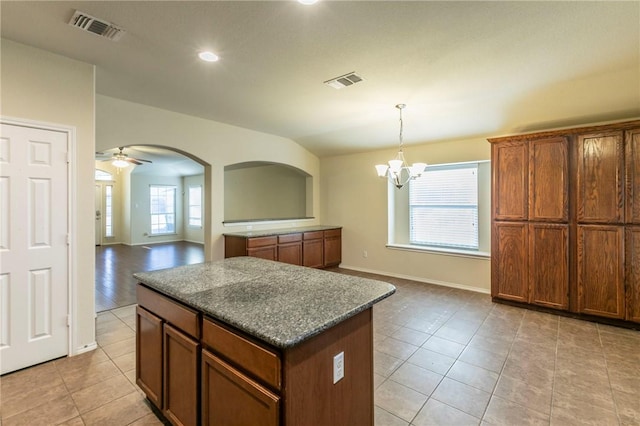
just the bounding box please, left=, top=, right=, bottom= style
left=149, top=233, right=178, bottom=237
left=386, top=243, right=490, bottom=260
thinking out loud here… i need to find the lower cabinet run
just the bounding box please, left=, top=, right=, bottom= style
left=224, top=227, right=342, bottom=268
left=136, top=283, right=375, bottom=426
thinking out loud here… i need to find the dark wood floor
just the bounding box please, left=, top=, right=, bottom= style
left=95, top=241, right=205, bottom=312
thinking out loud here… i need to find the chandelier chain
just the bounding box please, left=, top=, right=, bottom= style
left=397, top=103, right=405, bottom=151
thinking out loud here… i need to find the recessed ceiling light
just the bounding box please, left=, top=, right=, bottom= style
left=298, top=0, right=319, bottom=5
left=198, top=51, right=219, bottom=62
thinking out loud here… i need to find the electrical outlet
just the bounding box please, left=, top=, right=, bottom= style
left=333, top=351, right=344, bottom=384
left=363, top=250, right=368, bottom=258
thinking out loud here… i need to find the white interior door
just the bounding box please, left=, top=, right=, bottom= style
left=95, top=184, right=102, bottom=246
left=0, top=123, right=69, bottom=374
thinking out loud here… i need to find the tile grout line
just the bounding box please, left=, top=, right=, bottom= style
left=405, top=300, right=501, bottom=425
left=548, top=313, right=560, bottom=426
left=596, top=323, right=623, bottom=426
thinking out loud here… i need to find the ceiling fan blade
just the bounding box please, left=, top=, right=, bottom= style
left=127, top=158, right=143, bottom=165
left=134, top=158, right=153, bottom=163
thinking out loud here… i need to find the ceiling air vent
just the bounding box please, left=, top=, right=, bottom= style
left=68, top=10, right=125, bottom=41
left=324, top=72, right=364, bottom=89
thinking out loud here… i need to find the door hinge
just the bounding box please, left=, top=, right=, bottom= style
left=67, top=315, right=71, bottom=327
left=67, top=234, right=71, bottom=245
left=67, top=152, right=71, bottom=164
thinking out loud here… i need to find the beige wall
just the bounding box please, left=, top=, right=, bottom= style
left=321, top=137, right=492, bottom=293
left=96, top=95, right=321, bottom=260
left=1, top=39, right=96, bottom=351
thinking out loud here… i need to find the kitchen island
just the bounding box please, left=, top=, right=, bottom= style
left=134, top=256, right=395, bottom=426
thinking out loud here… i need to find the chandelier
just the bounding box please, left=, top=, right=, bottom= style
left=375, top=104, right=427, bottom=189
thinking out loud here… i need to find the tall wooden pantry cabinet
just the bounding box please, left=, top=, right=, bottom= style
left=489, top=120, right=640, bottom=325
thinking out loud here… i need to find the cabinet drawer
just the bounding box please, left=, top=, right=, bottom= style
left=278, top=233, right=301, bottom=244
left=324, top=228, right=341, bottom=238
left=202, top=350, right=279, bottom=426
left=137, top=284, right=200, bottom=338
left=303, top=231, right=323, bottom=240
left=202, top=318, right=281, bottom=390
left=246, top=236, right=277, bottom=248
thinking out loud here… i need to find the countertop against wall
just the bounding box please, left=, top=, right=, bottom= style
left=222, top=225, right=341, bottom=238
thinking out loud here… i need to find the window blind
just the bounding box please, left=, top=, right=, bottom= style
left=409, top=163, right=479, bottom=249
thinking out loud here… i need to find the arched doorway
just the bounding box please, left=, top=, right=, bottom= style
left=94, top=145, right=211, bottom=311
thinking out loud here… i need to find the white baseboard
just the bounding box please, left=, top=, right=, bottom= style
left=338, top=264, right=490, bottom=295
left=183, top=239, right=205, bottom=245
left=74, top=342, right=98, bottom=356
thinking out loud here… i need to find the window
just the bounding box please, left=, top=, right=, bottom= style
left=409, top=163, right=479, bottom=250
left=95, top=169, right=112, bottom=181
left=105, top=185, right=113, bottom=237
left=188, top=185, right=202, bottom=227
left=150, top=185, right=176, bottom=235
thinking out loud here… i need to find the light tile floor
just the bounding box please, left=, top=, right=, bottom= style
left=2, top=272, right=639, bottom=425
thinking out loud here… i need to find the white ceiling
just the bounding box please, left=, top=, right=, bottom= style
left=2, top=1, right=639, bottom=159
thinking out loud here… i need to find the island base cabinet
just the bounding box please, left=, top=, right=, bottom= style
left=202, top=350, right=279, bottom=426
left=200, top=309, right=374, bottom=426
left=163, top=324, right=200, bottom=426
left=283, top=308, right=373, bottom=426
left=136, top=306, right=163, bottom=410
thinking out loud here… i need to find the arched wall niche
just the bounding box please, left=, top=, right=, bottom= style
left=224, top=161, right=313, bottom=223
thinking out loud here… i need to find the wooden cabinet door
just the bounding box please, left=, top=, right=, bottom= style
left=163, top=324, right=200, bottom=426
left=278, top=242, right=302, bottom=265
left=492, top=222, right=528, bottom=302
left=577, top=225, right=625, bottom=319
left=136, top=306, right=163, bottom=409
left=626, top=128, right=640, bottom=224
left=626, top=227, right=640, bottom=323
left=303, top=239, right=323, bottom=268
left=247, top=246, right=277, bottom=261
left=528, top=223, right=568, bottom=310
left=493, top=141, right=528, bottom=220
left=529, top=137, right=568, bottom=222
left=577, top=132, right=624, bottom=223
left=323, top=229, right=342, bottom=267
left=201, top=350, right=279, bottom=426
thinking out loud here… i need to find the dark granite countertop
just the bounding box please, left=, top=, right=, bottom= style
left=133, top=257, right=395, bottom=349
left=222, top=225, right=341, bottom=238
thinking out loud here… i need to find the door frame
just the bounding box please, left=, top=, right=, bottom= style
left=95, top=184, right=103, bottom=246
left=1, top=116, right=80, bottom=357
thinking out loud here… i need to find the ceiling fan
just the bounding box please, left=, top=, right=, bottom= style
left=99, top=147, right=153, bottom=168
